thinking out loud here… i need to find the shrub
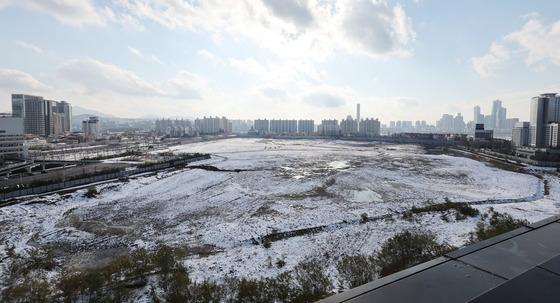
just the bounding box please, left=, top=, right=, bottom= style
left=360, top=213, right=369, bottom=224
left=376, top=230, right=454, bottom=277
left=275, top=258, right=286, bottom=269
left=263, top=239, right=272, bottom=249
left=84, top=186, right=98, bottom=198
left=410, top=198, right=479, bottom=220
left=336, top=254, right=377, bottom=289
left=291, top=260, right=332, bottom=303
left=2, top=277, right=52, bottom=303
left=470, top=208, right=528, bottom=242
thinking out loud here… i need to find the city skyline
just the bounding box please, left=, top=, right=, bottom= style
left=1, top=1, right=560, bottom=122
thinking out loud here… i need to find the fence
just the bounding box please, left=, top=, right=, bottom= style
left=0, top=155, right=210, bottom=202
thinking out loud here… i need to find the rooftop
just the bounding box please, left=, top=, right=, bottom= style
left=320, top=214, right=560, bottom=303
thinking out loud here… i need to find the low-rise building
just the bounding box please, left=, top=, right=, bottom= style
left=0, top=115, right=27, bottom=162
left=474, top=123, right=493, bottom=140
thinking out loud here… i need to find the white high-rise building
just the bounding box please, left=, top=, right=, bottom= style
left=270, top=119, right=297, bottom=134
left=359, top=118, right=381, bottom=137
left=340, top=115, right=358, bottom=136
left=254, top=119, right=269, bottom=134
left=195, top=116, right=231, bottom=135
left=297, top=120, right=314, bottom=135
left=318, top=119, right=339, bottom=136
left=356, top=103, right=361, bottom=132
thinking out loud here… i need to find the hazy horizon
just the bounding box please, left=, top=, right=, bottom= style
left=1, top=1, right=560, bottom=123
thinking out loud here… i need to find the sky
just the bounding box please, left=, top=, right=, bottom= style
left=0, top=0, right=560, bottom=124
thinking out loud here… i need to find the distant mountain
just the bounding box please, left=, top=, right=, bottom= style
left=72, top=106, right=116, bottom=118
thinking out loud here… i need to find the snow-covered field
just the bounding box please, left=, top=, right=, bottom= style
left=1, top=138, right=559, bottom=281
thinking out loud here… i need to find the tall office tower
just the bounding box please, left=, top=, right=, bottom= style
left=474, top=105, right=482, bottom=124
left=490, top=100, right=502, bottom=130
left=453, top=113, right=465, bottom=132
left=356, top=103, right=361, bottom=131
left=11, top=94, right=47, bottom=136
left=529, top=93, right=560, bottom=147
left=498, top=107, right=507, bottom=129
left=56, top=101, right=72, bottom=132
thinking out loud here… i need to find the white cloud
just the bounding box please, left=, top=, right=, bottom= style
left=59, top=58, right=162, bottom=96
left=505, top=18, right=560, bottom=68
left=473, top=15, right=560, bottom=77
left=262, top=0, right=314, bottom=28
left=162, top=71, right=206, bottom=99
left=338, top=0, right=415, bottom=57
left=128, top=47, right=165, bottom=64
left=151, top=55, right=164, bottom=65
left=0, top=0, right=106, bottom=26
left=258, top=87, right=287, bottom=100
left=303, top=92, right=346, bottom=108
left=128, top=46, right=143, bottom=58
left=0, top=68, right=50, bottom=91
left=115, top=0, right=415, bottom=60
left=15, top=41, right=43, bottom=53
left=58, top=58, right=203, bottom=99
left=472, top=42, right=511, bottom=78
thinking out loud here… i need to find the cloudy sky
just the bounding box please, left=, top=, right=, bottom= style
left=0, top=0, right=559, bottom=123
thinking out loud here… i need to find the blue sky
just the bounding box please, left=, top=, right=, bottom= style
left=0, top=0, right=559, bottom=124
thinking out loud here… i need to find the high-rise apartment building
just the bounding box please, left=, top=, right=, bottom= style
left=356, top=103, right=361, bottom=132
left=254, top=119, right=269, bottom=134
left=269, top=119, right=297, bottom=134
left=318, top=119, right=339, bottom=136
left=359, top=118, right=380, bottom=137
left=297, top=120, right=314, bottom=135
left=340, top=115, right=358, bottom=136
left=194, top=116, right=232, bottom=135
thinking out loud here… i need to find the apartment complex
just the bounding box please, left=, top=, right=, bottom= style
left=194, top=116, right=232, bottom=135
left=269, top=119, right=297, bottom=134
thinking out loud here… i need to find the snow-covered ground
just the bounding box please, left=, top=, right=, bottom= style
left=1, top=138, right=559, bottom=282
